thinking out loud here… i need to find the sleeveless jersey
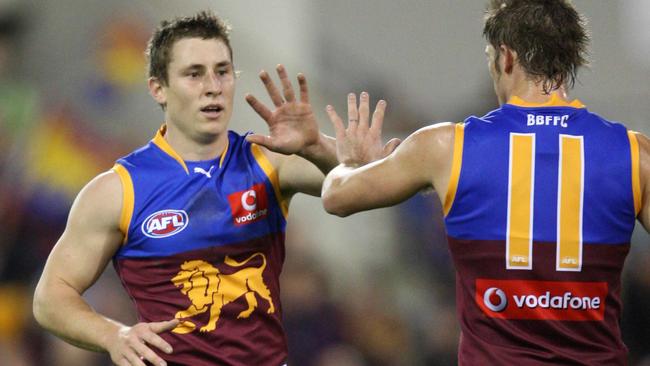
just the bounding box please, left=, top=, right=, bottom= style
left=111, top=126, right=289, bottom=366
left=443, top=94, right=641, bottom=365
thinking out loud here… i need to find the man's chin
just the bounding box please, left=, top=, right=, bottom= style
left=194, top=125, right=226, bottom=144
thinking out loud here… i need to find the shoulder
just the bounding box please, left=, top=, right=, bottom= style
left=415, top=122, right=456, bottom=141
left=79, top=170, right=122, bottom=201
left=70, top=170, right=123, bottom=228
left=634, top=131, right=650, bottom=177
left=634, top=131, right=650, bottom=148
left=400, top=122, right=457, bottom=157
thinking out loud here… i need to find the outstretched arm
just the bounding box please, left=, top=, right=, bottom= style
left=33, top=171, right=177, bottom=366
left=322, top=98, right=456, bottom=216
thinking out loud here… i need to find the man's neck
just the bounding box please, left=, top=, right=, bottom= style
left=505, top=70, right=571, bottom=104
left=163, top=124, right=228, bottom=161
left=510, top=84, right=570, bottom=104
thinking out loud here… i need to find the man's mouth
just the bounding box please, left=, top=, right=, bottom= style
left=200, top=104, right=224, bottom=118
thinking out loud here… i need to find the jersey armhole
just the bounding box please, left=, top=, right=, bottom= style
left=112, top=163, right=134, bottom=243
left=628, top=130, right=641, bottom=216
left=250, top=144, right=289, bottom=219
left=443, top=123, right=465, bottom=217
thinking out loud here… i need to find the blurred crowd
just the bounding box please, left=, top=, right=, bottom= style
left=0, top=4, right=649, bottom=366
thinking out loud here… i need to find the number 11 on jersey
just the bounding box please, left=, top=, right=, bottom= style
left=506, top=133, right=584, bottom=272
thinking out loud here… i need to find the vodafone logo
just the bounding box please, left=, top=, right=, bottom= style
left=141, top=209, right=189, bottom=238
left=475, top=279, right=608, bottom=321
left=241, top=190, right=257, bottom=211
left=227, top=183, right=269, bottom=226
left=483, top=287, right=507, bottom=312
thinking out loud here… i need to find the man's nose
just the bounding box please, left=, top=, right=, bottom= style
left=204, top=71, right=222, bottom=96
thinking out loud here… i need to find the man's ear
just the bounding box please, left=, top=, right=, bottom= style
left=148, top=77, right=167, bottom=106
left=499, top=45, right=516, bottom=74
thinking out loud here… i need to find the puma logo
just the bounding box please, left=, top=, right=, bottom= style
left=193, top=166, right=214, bottom=178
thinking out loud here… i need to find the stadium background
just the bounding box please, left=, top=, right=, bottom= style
left=0, top=0, right=648, bottom=364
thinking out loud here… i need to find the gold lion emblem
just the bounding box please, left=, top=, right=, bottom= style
left=170, top=252, right=275, bottom=334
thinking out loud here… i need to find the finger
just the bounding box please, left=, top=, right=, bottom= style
left=326, top=105, right=346, bottom=140
left=259, top=70, right=283, bottom=107
left=358, top=92, right=370, bottom=132
left=124, top=351, right=147, bottom=366
left=116, top=357, right=131, bottom=366
left=276, top=64, right=295, bottom=103
left=370, top=99, right=387, bottom=136
left=132, top=342, right=167, bottom=366
left=148, top=319, right=180, bottom=334
left=347, top=93, right=358, bottom=134
left=245, top=93, right=273, bottom=122
left=382, top=138, right=402, bottom=157
left=142, top=332, right=173, bottom=354
left=297, top=73, right=309, bottom=104
left=245, top=134, right=273, bottom=149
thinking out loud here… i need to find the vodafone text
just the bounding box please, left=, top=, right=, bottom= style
left=511, top=291, right=600, bottom=310
left=476, top=279, right=607, bottom=321
left=234, top=209, right=268, bottom=224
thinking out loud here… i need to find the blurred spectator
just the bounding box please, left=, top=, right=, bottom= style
left=315, top=344, right=367, bottom=366
left=282, top=254, right=348, bottom=365
left=0, top=7, right=41, bottom=366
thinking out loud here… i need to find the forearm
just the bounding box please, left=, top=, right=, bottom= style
left=33, top=279, right=123, bottom=353
left=298, top=133, right=338, bottom=174
left=322, top=153, right=428, bottom=216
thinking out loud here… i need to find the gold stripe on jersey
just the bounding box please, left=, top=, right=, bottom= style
left=152, top=125, right=189, bottom=174
left=557, top=135, right=584, bottom=271
left=444, top=123, right=465, bottom=217
left=507, top=93, right=585, bottom=108
left=506, top=133, right=535, bottom=270
left=628, top=131, right=641, bottom=215
left=219, top=137, right=230, bottom=168
left=112, top=163, right=134, bottom=244
left=251, top=144, right=289, bottom=218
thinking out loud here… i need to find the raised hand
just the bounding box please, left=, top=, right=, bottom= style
left=245, top=64, right=320, bottom=156
left=326, top=92, right=401, bottom=166
left=106, top=319, right=178, bottom=366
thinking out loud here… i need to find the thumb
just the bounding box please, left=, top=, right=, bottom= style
left=245, top=134, right=273, bottom=149
left=382, top=138, right=402, bottom=157
left=149, top=318, right=180, bottom=333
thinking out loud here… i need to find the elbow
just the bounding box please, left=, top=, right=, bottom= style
left=322, top=190, right=353, bottom=217
left=33, top=282, right=54, bottom=329
left=322, top=173, right=357, bottom=217
left=33, top=290, right=46, bottom=328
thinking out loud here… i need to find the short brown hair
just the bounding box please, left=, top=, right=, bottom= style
left=483, top=0, right=589, bottom=93
left=145, top=11, right=232, bottom=86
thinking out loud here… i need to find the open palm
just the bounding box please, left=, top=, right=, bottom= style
left=245, top=65, right=319, bottom=155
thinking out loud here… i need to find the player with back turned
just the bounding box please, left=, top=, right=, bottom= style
left=32, top=11, right=392, bottom=366
left=322, top=0, right=650, bottom=364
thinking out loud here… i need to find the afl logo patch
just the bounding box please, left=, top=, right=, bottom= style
left=142, top=209, right=189, bottom=238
